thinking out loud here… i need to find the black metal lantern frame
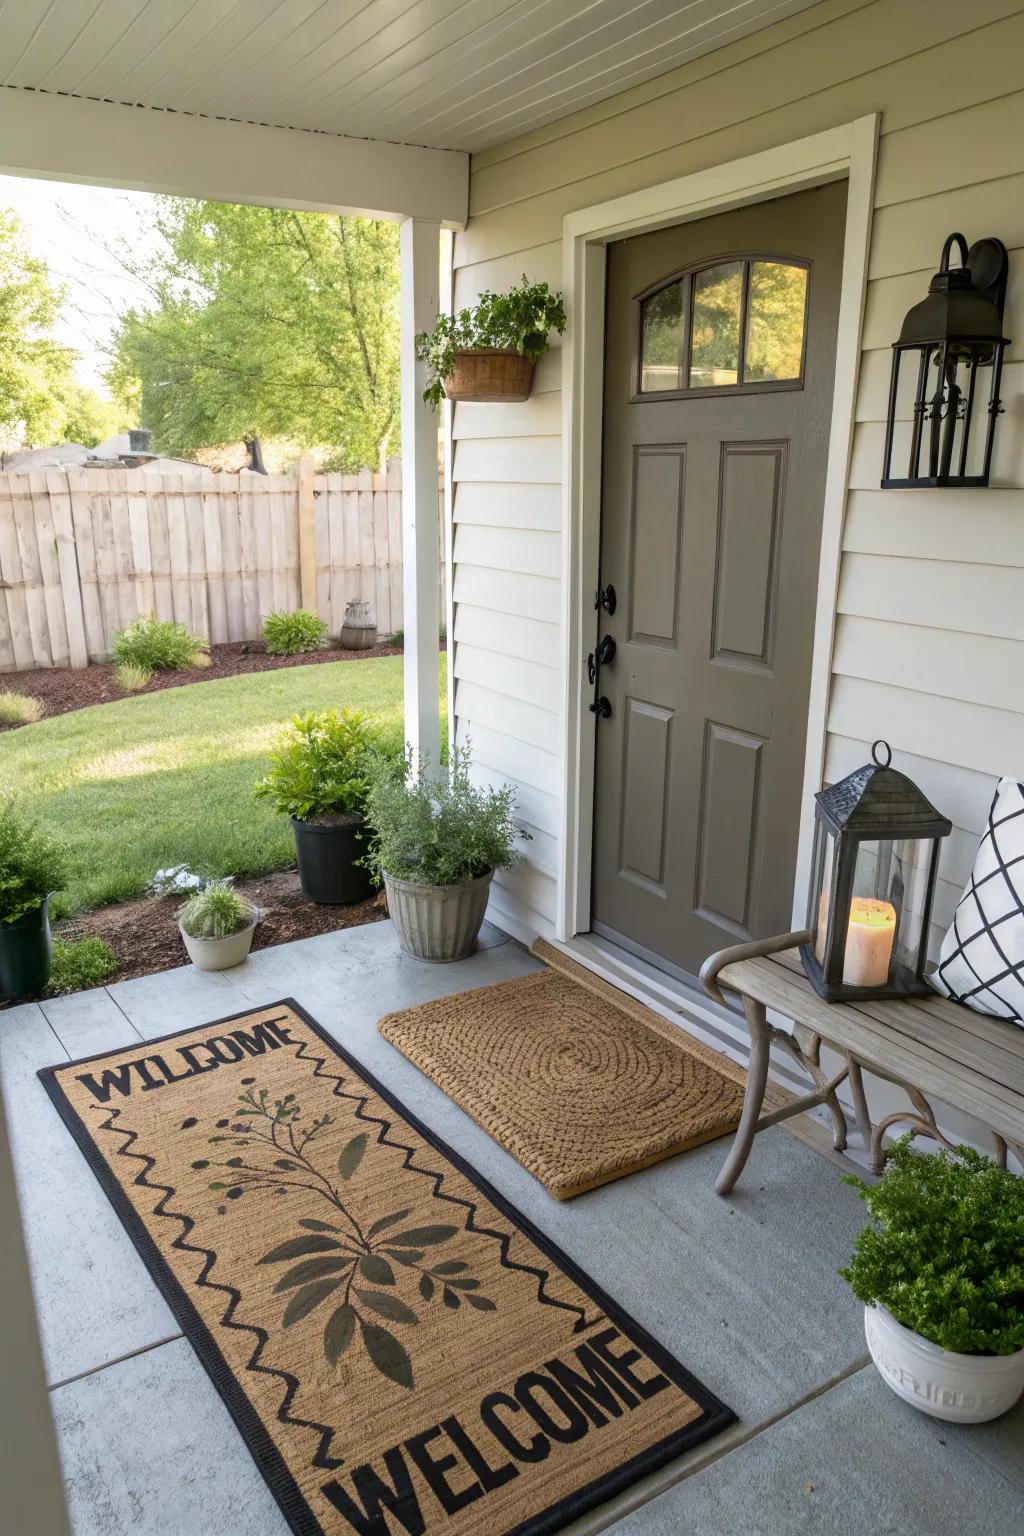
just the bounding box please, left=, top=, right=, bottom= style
left=800, top=742, right=952, bottom=1003
left=881, top=233, right=1010, bottom=489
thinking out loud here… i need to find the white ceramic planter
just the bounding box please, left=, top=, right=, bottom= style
left=865, top=1303, right=1024, bottom=1423
left=383, top=869, right=493, bottom=962
left=178, top=910, right=259, bottom=972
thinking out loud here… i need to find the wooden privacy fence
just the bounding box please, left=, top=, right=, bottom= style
left=0, top=458, right=444, bottom=671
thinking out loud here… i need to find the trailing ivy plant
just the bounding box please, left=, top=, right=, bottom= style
left=415, top=276, right=566, bottom=406
left=0, top=801, right=67, bottom=925
left=840, top=1137, right=1024, bottom=1356
left=254, top=709, right=390, bottom=822
left=362, top=744, right=527, bottom=887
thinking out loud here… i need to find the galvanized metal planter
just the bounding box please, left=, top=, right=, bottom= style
left=383, top=869, right=493, bottom=962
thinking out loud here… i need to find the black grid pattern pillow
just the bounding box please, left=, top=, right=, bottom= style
left=931, top=777, right=1024, bottom=1025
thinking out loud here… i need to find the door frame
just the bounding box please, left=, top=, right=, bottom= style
left=556, top=115, right=879, bottom=945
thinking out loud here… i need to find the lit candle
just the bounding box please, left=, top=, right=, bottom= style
left=815, top=895, right=896, bottom=987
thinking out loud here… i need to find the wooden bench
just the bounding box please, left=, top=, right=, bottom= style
left=700, top=929, right=1024, bottom=1195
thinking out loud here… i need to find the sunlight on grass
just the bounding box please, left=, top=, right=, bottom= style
left=0, top=656, right=445, bottom=915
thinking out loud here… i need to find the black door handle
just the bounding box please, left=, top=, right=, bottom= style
left=586, top=634, right=616, bottom=717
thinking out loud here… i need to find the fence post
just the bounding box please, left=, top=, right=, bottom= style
left=297, top=455, right=317, bottom=612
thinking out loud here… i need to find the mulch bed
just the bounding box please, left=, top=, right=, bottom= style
left=54, top=869, right=388, bottom=989
left=0, top=639, right=405, bottom=727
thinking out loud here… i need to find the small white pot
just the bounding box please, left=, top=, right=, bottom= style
left=864, top=1303, right=1024, bottom=1423
left=178, top=909, right=259, bottom=972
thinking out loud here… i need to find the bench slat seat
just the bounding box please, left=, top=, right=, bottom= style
left=702, top=930, right=1024, bottom=1194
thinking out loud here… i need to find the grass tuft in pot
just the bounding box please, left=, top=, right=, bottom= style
left=178, top=880, right=258, bottom=971
left=0, top=800, right=67, bottom=999
left=362, top=745, right=528, bottom=961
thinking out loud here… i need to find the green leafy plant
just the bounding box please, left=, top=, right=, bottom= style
left=112, top=614, right=208, bottom=672
left=46, top=937, right=117, bottom=995
left=179, top=880, right=254, bottom=940
left=0, top=691, right=44, bottom=725
left=254, top=709, right=389, bottom=822
left=840, top=1137, right=1024, bottom=1356
left=114, top=661, right=153, bottom=692
left=415, top=276, right=566, bottom=406
left=362, top=744, right=526, bottom=887
left=263, top=609, right=330, bottom=657
left=0, top=802, right=67, bottom=925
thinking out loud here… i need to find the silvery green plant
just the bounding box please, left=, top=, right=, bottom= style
left=179, top=881, right=253, bottom=940
left=362, top=745, right=528, bottom=887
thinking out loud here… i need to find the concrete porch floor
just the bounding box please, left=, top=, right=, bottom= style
left=2, top=919, right=1021, bottom=1535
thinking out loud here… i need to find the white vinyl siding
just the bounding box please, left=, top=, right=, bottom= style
left=452, top=0, right=1024, bottom=939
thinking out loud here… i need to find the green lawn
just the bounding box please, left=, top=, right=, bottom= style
left=1, top=656, right=445, bottom=916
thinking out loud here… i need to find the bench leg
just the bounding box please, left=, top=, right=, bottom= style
left=716, top=995, right=771, bottom=1196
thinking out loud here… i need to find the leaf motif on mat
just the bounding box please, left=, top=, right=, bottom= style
left=465, top=1294, right=497, bottom=1312
left=432, top=1261, right=469, bottom=1276
left=355, top=1290, right=418, bottom=1325
left=299, top=1218, right=341, bottom=1233
left=387, top=1225, right=458, bottom=1248
left=419, top=1274, right=435, bottom=1301
left=282, top=1278, right=341, bottom=1327
left=259, top=1234, right=344, bottom=1265
left=358, top=1255, right=395, bottom=1286
left=442, top=1286, right=460, bottom=1310
left=324, top=1304, right=357, bottom=1366
left=385, top=1248, right=423, bottom=1268
left=338, top=1133, right=368, bottom=1180
left=360, top=1318, right=414, bottom=1390
left=273, top=1255, right=353, bottom=1292
left=367, top=1208, right=412, bottom=1237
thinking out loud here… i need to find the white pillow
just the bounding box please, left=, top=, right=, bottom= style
left=930, top=777, right=1024, bottom=1025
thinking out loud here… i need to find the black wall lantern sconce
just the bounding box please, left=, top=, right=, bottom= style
left=800, top=742, right=951, bottom=1003
left=881, top=234, right=1009, bottom=489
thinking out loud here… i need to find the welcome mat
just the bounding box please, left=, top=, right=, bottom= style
left=379, top=941, right=746, bottom=1200
left=41, top=1000, right=735, bottom=1536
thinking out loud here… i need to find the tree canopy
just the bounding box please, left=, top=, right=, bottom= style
left=0, top=210, right=78, bottom=449
left=107, top=201, right=401, bottom=470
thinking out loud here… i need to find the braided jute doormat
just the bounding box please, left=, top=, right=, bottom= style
left=41, top=998, right=735, bottom=1536
left=379, top=939, right=746, bottom=1200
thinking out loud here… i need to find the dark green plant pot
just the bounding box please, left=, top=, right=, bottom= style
left=0, top=896, right=53, bottom=1000
left=291, top=815, right=374, bottom=906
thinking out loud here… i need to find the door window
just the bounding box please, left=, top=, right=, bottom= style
left=639, top=257, right=808, bottom=395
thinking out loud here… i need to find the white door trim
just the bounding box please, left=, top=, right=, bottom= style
left=556, top=114, right=879, bottom=944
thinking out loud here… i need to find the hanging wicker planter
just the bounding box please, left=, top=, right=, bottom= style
left=445, top=347, right=534, bottom=403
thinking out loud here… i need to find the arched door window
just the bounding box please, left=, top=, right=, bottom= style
left=638, top=257, right=809, bottom=394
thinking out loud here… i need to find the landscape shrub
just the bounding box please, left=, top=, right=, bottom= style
left=47, top=937, right=117, bottom=994
left=114, top=661, right=153, bottom=692
left=0, top=691, right=44, bottom=724
left=263, top=608, right=329, bottom=657
left=112, top=614, right=207, bottom=672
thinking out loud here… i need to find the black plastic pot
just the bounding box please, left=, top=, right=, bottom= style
left=0, top=896, right=53, bottom=1000
left=290, top=814, right=374, bottom=905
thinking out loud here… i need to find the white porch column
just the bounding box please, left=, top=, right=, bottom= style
left=400, top=216, right=442, bottom=767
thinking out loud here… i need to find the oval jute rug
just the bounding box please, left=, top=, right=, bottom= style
left=378, top=939, right=746, bottom=1199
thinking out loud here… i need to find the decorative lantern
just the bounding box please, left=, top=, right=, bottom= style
left=800, top=742, right=951, bottom=1002
left=881, top=234, right=1009, bottom=488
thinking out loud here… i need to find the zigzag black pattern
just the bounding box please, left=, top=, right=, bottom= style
left=292, top=1036, right=601, bottom=1335
left=94, top=1103, right=345, bottom=1472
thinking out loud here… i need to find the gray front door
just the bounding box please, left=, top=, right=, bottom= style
left=590, top=181, right=846, bottom=979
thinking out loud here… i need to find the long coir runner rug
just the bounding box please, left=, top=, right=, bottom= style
left=41, top=1000, right=734, bottom=1536
left=379, top=940, right=746, bottom=1199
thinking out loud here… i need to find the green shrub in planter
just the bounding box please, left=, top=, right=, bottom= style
left=112, top=613, right=208, bottom=671
left=179, top=881, right=253, bottom=940
left=0, top=802, right=67, bottom=998
left=262, top=608, right=329, bottom=657
left=841, top=1137, right=1024, bottom=1355
left=254, top=709, right=385, bottom=821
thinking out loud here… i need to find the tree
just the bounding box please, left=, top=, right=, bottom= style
left=54, top=382, right=128, bottom=447
left=0, top=210, right=77, bottom=449
left=107, top=201, right=400, bottom=471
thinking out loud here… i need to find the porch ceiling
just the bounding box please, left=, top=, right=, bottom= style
left=2, top=0, right=823, bottom=154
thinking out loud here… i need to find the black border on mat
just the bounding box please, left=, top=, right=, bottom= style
left=39, top=996, right=737, bottom=1536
